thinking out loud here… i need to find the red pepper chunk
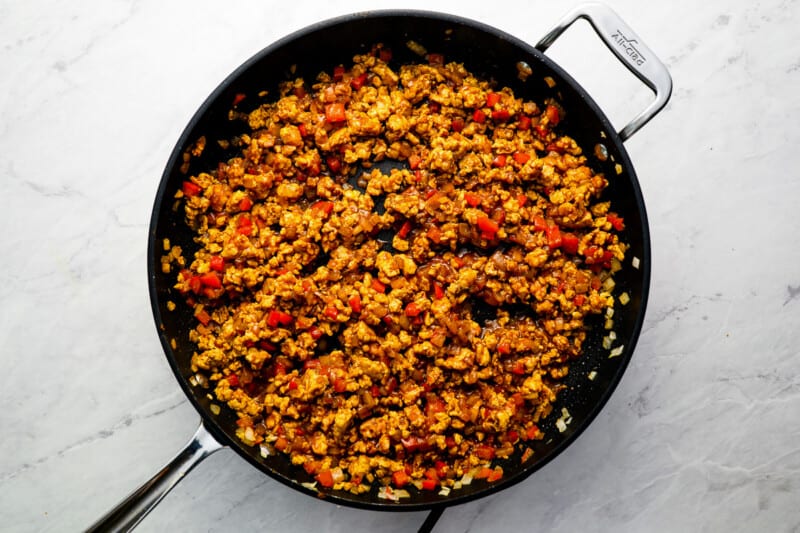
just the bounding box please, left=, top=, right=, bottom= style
left=561, top=233, right=580, bottom=254
left=350, top=72, right=368, bottom=90
left=404, top=302, right=422, bottom=317
left=497, top=341, right=511, bottom=355
left=547, top=224, right=562, bottom=249
left=324, top=102, right=346, bottom=123
left=195, top=309, right=211, bottom=326
left=209, top=256, right=225, bottom=272
left=475, top=444, right=496, bottom=460
left=317, top=470, right=335, bottom=488
left=464, top=192, right=482, bottom=207
left=473, top=109, right=486, bottom=124
left=573, top=294, right=586, bottom=306
left=237, top=215, right=252, bottom=235
left=492, top=154, right=507, bottom=168
left=181, top=181, right=201, bottom=197
left=421, top=479, right=438, bottom=491
left=324, top=306, right=339, bottom=320
left=379, top=48, right=392, bottom=62
left=486, top=92, right=501, bottom=107
left=309, top=327, right=323, bottom=340
left=517, top=194, right=528, bottom=207
left=476, top=215, right=499, bottom=236
left=326, top=156, right=342, bottom=173
left=332, top=66, right=345, bottom=81
left=487, top=468, right=503, bottom=482
left=232, top=93, right=246, bottom=106
left=398, top=220, right=412, bottom=239
left=491, top=109, right=510, bottom=121
left=451, top=117, right=465, bottom=132
left=348, top=295, right=362, bottom=313
left=408, top=154, right=422, bottom=170
left=310, top=200, right=334, bottom=217
left=288, top=378, right=298, bottom=391
left=607, top=213, right=625, bottom=231
left=433, top=282, right=445, bottom=300
left=533, top=215, right=547, bottom=232
left=267, top=310, right=293, bottom=328
left=545, top=104, right=561, bottom=125
left=427, top=53, right=444, bottom=65
left=518, top=115, right=531, bottom=130
left=513, top=152, right=531, bottom=165
left=333, top=377, right=347, bottom=393
left=239, top=196, right=253, bottom=211
left=226, top=373, right=239, bottom=387
left=371, top=278, right=386, bottom=293
left=199, top=272, right=221, bottom=289
left=392, top=470, right=409, bottom=488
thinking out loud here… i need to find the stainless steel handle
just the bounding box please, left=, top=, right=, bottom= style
left=86, top=422, right=224, bottom=532
left=536, top=2, right=673, bottom=141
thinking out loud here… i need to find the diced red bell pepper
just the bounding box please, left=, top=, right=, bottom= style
left=561, top=233, right=580, bottom=254
left=404, top=302, right=422, bottom=317
left=472, top=109, right=486, bottom=124
left=182, top=181, right=202, bottom=197
left=607, top=213, right=625, bottom=231
left=546, top=224, right=562, bottom=249
left=433, top=282, right=445, bottom=300
left=297, top=123, right=308, bottom=137
left=545, top=104, right=560, bottom=125
left=350, top=72, right=368, bottom=90
left=518, top=115, right=531, bottom=130
left=333, top=377, right=347, bottom=393
left=232, top=93, right=246, bottom=106
left=317, top=470, right=335, bottom=488
left=379, top=48, right=392, bottom=62
left=497, top=341, right=511, bottom=355
left=288, top=377, right=298, bottom=391
left=397, top=220, right=413, bottom=239
left=475, top=444, right=496, bottom=460
left=526, top=425, right=540, bottom=440
left=512, top=361, right=526, bottom=375
left=451, top=117, right=465, bottom=132
left=486, top=92, right=501, bottom=107
left=310, top=200, right=334, bottom=217
left=464, top=192, right=482, bottom=207
left=209, top=256, right=225, bottom=272
left=326, top=156, right=342, bottom=173
left=408, top=154, right=422, bottom=170
left=513, top=152, right=531, bottom=164
left=239, top=196, right=252, bottom=211
left=309, top=327, right=323, bottom=340
left=195, top=309, right=211, bottom=326
left=476, top=215, right=499, bottom=236
left=199, top=272, right=221, bottom=289
left=371, top=278, right=386, bottom=293
left=426, top=226, right=442, bottom=243
left=475, top=467, right=494, bottom=479
left=324, top=102, right=346, bottom=123
left=421, top=478, right=438, bottom=491
left=293, top=86, right=307, bottom=98
left=491, top=109, right=510, bottom=121
left=492, top=154, right=507, bottom=168
left=400, top=435, right=430, bottom=452
left=348, top=295, right=362, bottom=313
left=237, top=215, right=253, bottom=235
left=507, top=429, right=519, bottom=443
left=267, top=310, right=293, bottom=328
left=332, top=66, right=345, bottom=81
left=324, top=306, right=339, bottom=320
left=487, top=468, right=503, bottom=482
left=573, top=294, right=586, bottom=306
left=533, top=215, right=547, bottom=232
left=392, top=470, right=409, bottom=488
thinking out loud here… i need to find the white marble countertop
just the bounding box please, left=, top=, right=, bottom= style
left=2, top=0, right=799, bottom=531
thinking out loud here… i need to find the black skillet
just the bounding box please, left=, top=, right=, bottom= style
left=88, top=4, right=671, bottom=531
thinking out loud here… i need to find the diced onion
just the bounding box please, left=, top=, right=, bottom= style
left=602, top=336, right=612, bottom=350
left=331, top=467, right=345, bottom=483
left=301, top=482, right=318, bottom=491
left=619, top=292, right=630, bottom=305
left=188, top=375, right=198, bottom=386
left=588, top=371, right=597, bottom=381
left=602, top=276, right=616, bottom=291
left=453, top=481, right=463, bottom=490
left=609, top=345, right=625, bottom=358
left=556, top=419, right=567, bottom=432
left=632, top=256, right=640, bottom=269
left=438, top=486, right=451, bottom=496
left=609, top=331, right=617, bottom=341
left=395, top=489, right=411, bottom=499
left=606, top=307, right=614, bottom=318
left=259, top=444, right=270, bottom=458
left=605, top=318, right=614, bottom=330
left=460, top=473, right=473, bottom=486
left=209, top=404, right=220, bottom=415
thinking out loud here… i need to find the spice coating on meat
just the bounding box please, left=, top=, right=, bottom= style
left=169, top=45, right=626, bottom=494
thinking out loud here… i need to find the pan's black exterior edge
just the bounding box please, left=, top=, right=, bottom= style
left=148, top=9, right=653, bottom=512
